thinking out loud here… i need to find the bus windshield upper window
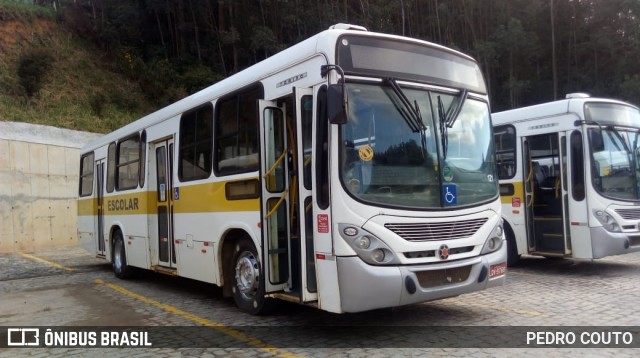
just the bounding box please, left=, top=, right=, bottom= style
left=337, top=35, right=486, bottom=94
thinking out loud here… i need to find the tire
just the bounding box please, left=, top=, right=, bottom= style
left=505, top=225, right=520, bottom=267
left=230, top=238, right=274, bottom=315
left=112, top=231, right=134, bottom=279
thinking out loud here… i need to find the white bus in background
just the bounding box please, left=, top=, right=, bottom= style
left=78, top=23, right=506, bottom=315
left=493, top=93, right=640, bottom=266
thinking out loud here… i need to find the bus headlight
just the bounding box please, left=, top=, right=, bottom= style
left=481, top=223, right=504, bottom=255
left=371, top=249, right=386, bottom=262
left=593, top=210, right=621, bottom=233
left=355, top=236, right=371, bottom=249
left=339, top=224, right=399, bottom=265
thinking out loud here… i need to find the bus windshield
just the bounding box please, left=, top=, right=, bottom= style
left=589, top=127, right=640, bottom=201
left=340, top=82, right=498, bottom=209
left=586, top=103, right=640, bottom=201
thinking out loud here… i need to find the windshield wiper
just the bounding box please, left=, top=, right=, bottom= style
left=383, top=78, right=426, bottom=133
left=436, top=89, right=469, bottom=159
left=437, top=96, right=448, bottom=159
left=445, top=89, right=468, bottom=128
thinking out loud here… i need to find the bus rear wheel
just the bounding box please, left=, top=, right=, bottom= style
left=113, top=231, right=134, bottom=279
left=230, top=238, right=273, bottom=315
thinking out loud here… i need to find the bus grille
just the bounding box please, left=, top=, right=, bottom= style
left=385, top=218, right=488, bottom=241
left=615, top=209, right=640, bottom=220
left=415, top=265, right=472, bottom=288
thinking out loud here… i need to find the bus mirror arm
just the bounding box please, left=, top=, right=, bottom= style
left=321, top=65, right=348, bottom=124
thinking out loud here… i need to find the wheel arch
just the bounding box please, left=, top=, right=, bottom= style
left=502, top=217, right=521, bottom=266
left=218, top=228, right=259, bottom=297
left=107, top=223, right=124, bottom=262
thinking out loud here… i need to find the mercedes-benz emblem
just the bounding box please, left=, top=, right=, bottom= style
left=439, top=244, right=450, bottom=260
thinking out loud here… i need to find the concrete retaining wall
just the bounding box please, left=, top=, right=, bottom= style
left=0, top=121, right=101, bottom=253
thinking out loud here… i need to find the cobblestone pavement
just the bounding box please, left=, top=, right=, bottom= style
left=1, top=246, right=639, bottom=357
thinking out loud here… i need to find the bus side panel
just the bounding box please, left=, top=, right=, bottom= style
left=174, top=211, right=260, bottom=284
left=104, top=212, right=148, bottom=266
left=314, top=255, right=341, bottom=313
left=126, top=234, right=150, bottom=269
left=570, top=225, right=593, bottom=259
left=312, top=110, right=342, bottom=313
left=175, top=237, right=216, bottom=284
left=500, top=181, right=528, bottom=256
left=77, top=198, right=97, bottom=255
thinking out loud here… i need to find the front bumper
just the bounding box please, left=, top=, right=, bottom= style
left=336, top=243, right=507, bottom=313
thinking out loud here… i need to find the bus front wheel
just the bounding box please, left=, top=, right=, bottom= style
left=112, top=231, right=134, bottom=279
left=230, top=239, right=273, bottom=315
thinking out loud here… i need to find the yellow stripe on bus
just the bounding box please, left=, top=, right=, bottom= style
left=78, top=179, right=260, bottom=216
left=500, top=181, right=524, bottom=204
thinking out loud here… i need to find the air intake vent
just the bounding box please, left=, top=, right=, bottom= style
left=615, top=209, right=640, bottom=220
left=385, top=218, right=488, bottom=241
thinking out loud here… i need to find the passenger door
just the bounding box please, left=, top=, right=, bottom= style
left=294, top=87, right=318, bottom=302
left=151, top=138, right=176, bottom=268
left=524, top=133, right=567, bottom=255
left=95, top=159, right=106, bottom=256
left=259, top=100, right=291, bottom=293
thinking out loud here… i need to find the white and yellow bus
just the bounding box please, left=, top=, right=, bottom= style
left=78, top=24, right=506, bottom=314
left=493, top=94, right=640, bottom=266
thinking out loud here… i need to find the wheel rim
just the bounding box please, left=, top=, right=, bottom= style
left=235, top=251, right=259, bottom=300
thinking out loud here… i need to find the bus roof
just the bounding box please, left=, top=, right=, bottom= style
left=81, top=25, right=477, bottom=153
left=492, top=97, right=635, bottom=126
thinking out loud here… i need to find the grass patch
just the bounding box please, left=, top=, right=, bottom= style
left=0, top=0, right=55, bottom=20
left=0, top=1, right=153, bottom=133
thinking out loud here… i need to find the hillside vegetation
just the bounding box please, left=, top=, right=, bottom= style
left=3, top=0, right=640, bottom=134
left=0, top=1, right=153, bottom=133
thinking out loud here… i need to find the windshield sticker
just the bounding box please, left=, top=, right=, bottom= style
left=358, top=145, right=374, bottom=161
left=443, top=166, right=453, bottom=182
left=443, top=184, right=457, bottom=205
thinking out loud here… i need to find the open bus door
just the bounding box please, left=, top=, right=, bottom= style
left=259, top=100, right=292, bottom=294
left=523, top=133, right=570, bottom=256
left=293, top=87, right=318, bottom=303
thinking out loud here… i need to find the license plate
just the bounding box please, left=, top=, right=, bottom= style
left=489, top=262, right=507, bottom=278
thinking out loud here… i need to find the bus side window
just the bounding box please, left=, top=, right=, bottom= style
left=215, top=85, right=262, bottom=176
left=79, top=152, right=94, bottom=197
left=316, top=86, right=329, bottom=209
left=494, top=125, right=516, bottom=179
left=106, top=142, right=116, bottom=193
left=179, top=104, right=213, bottom=181
left=116, top=134, right=141, bottom=190
left=570, top=131, right=585, bottom=201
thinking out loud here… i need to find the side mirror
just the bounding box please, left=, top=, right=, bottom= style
left=327, top=84, right=347, bottom=124
left=589, top=129, right=604, bottom=152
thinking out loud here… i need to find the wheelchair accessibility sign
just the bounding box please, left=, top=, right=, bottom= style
left=443, top=184, right=457, bottom=206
